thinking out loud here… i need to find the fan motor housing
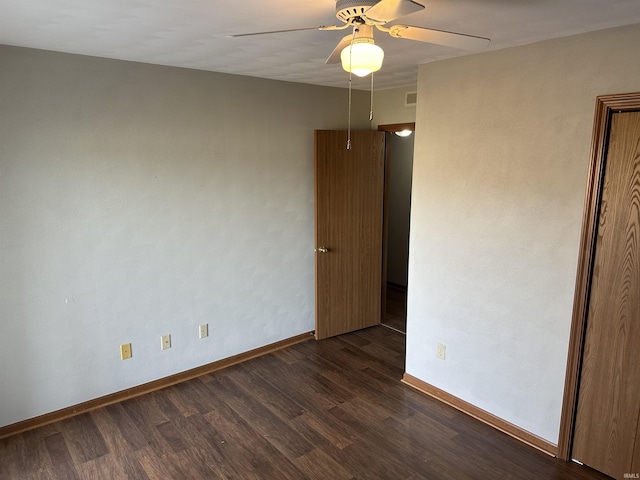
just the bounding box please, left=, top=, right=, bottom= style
left=335, top=0, right=378, bottom=23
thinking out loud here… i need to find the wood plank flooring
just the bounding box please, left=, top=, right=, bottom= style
left=0, top=326, right=608, bottom=479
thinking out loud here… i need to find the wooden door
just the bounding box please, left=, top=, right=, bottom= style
left=572, top=111, right=640, bottom=478
left=314, top=130, right=385, bottom=340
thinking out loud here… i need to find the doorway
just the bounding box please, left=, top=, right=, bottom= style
left=379, top=123, right=415, bottom=335
left=314, top=125, right=414, bottom=340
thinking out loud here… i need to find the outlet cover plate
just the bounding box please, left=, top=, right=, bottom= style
left=199, top=323, right=209, bottom=339
left=161, top=334, right=171, bottom=350
left=120, top=343, right=132, bottom=360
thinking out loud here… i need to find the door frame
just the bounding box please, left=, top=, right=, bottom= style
left=557, top=92, right=640, bottom=460
left=377, top=122, right=415, bottom=326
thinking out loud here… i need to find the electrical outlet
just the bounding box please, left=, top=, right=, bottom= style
left=437, top=343, right=446, bottom=360
left=120, top=343, right=132, bottom=360
left=199, top=323, right=209, bottom=339
left=161, top=334, right=171, bottom=350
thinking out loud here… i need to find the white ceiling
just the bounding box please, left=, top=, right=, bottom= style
left=2, top=0, right=640, bottom=90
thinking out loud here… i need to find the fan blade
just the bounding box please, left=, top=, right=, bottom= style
left=227, top=25, right=341, bottom=38
left=388, top=25, right=490, bottom=50
left=365, top=0, right=424, bottom=24
left=326, top=34, right=354, bottom=64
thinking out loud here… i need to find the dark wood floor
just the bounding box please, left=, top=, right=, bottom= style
left=0, top=326, right=608, bottom=479
left=383, top=285, right=407, bottom=333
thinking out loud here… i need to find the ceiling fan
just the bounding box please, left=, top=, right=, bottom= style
left=229, top=0, right=491, bottom=76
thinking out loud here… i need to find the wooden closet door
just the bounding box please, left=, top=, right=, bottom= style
left=572, top=111, right=640, bottom=478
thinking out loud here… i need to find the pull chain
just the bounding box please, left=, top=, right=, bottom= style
left=346, top=27, right=358, bottom=151
left=347, top=69, right=352, bottom=150
left=369, top=71, right=374, bottom=122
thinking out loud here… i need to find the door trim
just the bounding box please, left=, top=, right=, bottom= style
left=558, top=92, right=640, bottom=460
left=378, top=122, right=415, bottom=133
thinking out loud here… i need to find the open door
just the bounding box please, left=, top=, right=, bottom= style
left=558, top=93, right=640, bottom=467
left=314, top=130, right=386, bottom=340
left=570, top=110, right=640, bottom=478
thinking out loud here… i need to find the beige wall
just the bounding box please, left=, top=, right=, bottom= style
left=372, top=85, right=416, bottom=128
left=0, top=45, right=370, bottom=428
left=406, top=23, right=640, bottom=443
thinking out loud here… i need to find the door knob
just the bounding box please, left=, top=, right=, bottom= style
left=315, top=247, right=329, bottom=253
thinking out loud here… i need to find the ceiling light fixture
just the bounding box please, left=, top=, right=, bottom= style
left=340, top=25, right=384, bottom=77
left=340, top=39, right=384, bottom=77
left=395, top=129, right=413, bottom=137
left=342, top=24, right=383, bottom=150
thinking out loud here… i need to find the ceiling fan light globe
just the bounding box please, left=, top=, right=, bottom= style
left=340, top=42, right=384, bottom=77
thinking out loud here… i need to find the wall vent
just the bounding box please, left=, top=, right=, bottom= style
left=405, top=91, right=417, bottom=106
